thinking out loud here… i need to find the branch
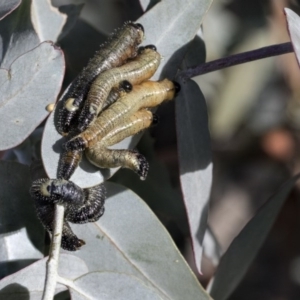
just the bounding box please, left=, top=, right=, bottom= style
left=179, top=42, right=294, bottom=80
left=42, top=204, right=65, bottom=300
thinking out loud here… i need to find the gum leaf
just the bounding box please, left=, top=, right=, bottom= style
left=62, top=182, right=212, bottom=300
left=0, top=42, right=64, bottom=150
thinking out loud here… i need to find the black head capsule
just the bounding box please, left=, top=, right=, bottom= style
left=144, top=44, right=157, bottom=51
left=152, top=113, right=159, bottom=126
left=172, top=81, right=181, bottom=95
left=120, top=80, right=132, bottom=93
left=138, top=46, right=145, bottom=54
left=131, top=23, right=144, bottom=33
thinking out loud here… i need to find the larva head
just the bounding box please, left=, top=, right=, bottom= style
left=144, top=44, right=157, bottom=51
left=31, top=178, right=84, bottom=205
left=172, top=81, right=181, bottom=95
left=128, top=22, right=144, bottom=44
left=120, top=80, right=132, bottom=93
left=156, top=79, right=180, bottom=100
left=138, top=44, right=157, bottom=55
left=152, top=113, right=159, bottom=126
left=137, top=45, right=160, bottom=59
left=30, top=178, right=62, bottom=202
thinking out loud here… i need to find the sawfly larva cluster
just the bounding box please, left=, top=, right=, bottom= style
left=65, top=79, right=179, bottom=151
left=60, top=79, right=180, bottom=180
left=33, top=22, right=180, bottom=251
left=30, top=178, right=106, bottom=251
left=56, top=21, right=144, bottom=136
left=76, top=46, right=161, bottom=132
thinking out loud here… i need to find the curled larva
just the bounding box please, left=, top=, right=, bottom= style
left=65, top=79, right=179, bottom=151
left=86, top=109, right=154, bottom=180
left=30, top=178, right=106, bottom=251
left=56, top=21, right=144, bottom=136
left=76, top=46, right=161, bottom=133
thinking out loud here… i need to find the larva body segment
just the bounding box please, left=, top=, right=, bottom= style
left=99, top=109, right=154, bottom=147
left=58, top=149, right=83, bottom=180
left=65, top=184, right=106, bottom=224
left=56, top=22, right=144, bottom=136
left=76, top=47, right=161, bottom=132
left=65, top=79, right=177, bottom=151
left=86, top=109, right=153, bottom=180
left=30, top=178, right=106, bottom=250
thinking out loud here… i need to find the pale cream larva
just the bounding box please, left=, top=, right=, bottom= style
left=64, top=79, right=179, bottom=151
left=85, top=109, right=154, bottom=180
left=75, top=45, right=161, bottom=133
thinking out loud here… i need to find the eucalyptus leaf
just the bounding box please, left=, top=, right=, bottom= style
left=175, top=32, right=212, bottom=274
left=31, top=0, right=67, bottom=42
left=176, top=78, right=212, bottom=275
left=0, top=0, right=21, bottom=20
left=63, top=182, right=211, bottom=300
left=0, top=254, right=89, bottom=299
left=285, top=8, right=300, bottom=68
left=0, top=0, right=39, bottom=68
left=203, top=226, right=222, bottom=266
left=0, top=41, right=64, bottom=150
left=42, top=0, right=213, bottom=188
left=209, top=174, right=300, bottom=300
left=69, top=272, right=162, bottom=300
left=0, top=161, right=44, bottom=278
left=140, top=0, right=151, bottom=11
left=139, top=0, right=160, bottom=12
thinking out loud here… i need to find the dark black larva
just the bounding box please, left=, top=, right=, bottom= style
left=30, top=179, right=106, bottom=251
left=58, top=149, right=83, bottom=180
left=56, top=21, right=144, bottom=136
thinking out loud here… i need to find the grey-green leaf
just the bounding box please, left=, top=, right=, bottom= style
left=285, top=8, right=300, bottom=68
left=63, top=182, right=211, bottom=300
left=0, top=0, right=21, bottom=20
left=31, top=0, right=67, bottom=42
left=175, top=32, right=212, bottom=274
left=139, top=0, right=160, bottom=12
left=69, top=272, right=162, bottom=300
left=42, top=0, right=213, bottom=188
left=0, top=161, right=44, bottom=278
left=0, top=0, right=39, bottom=68
left=0, top=41, right=64, bottom=150
left=209, top=175, right=300, bottom=300
left=0, top=254, right=89, bottom=299
left=176, top=78, right=212, bottom=274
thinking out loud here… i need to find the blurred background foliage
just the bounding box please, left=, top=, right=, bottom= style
left=3, top=0, right=300, bottom=298
left=193, top=0, right=300, bottom=298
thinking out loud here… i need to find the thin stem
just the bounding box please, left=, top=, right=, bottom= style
left=42, top=204, right=65, bottom=300
left=179, top=42, right=294, bottom=80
